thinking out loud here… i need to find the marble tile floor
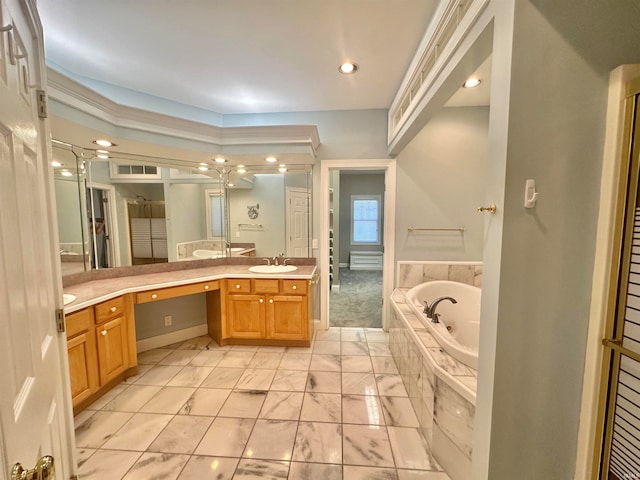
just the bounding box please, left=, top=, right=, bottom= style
left=74, top=328, right=451, bottom=480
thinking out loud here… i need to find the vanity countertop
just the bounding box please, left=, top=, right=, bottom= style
left=64, top=264, right=317, bottom=314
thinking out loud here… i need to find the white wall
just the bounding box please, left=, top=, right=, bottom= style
left=395, top=106, right=489, bottom=262
left=54, top=178, right=83, bottom=243
left=167, top=183, right=210, bottom=247
left=478, top=1, right=640, bottom=478
left=229, top=175, right=285, bottom=257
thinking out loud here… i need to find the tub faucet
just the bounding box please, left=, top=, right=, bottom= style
left=426, top=296, right=457, bottom=323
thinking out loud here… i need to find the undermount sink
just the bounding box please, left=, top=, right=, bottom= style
left=63, top=294, right=76, bottom=306
left=248, top=265, right=298, bottom=274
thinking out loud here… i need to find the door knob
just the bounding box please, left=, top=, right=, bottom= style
left=12, top=455, right=54, bottom=480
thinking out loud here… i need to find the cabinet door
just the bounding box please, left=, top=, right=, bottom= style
left=267, top=295, right=308, bottom=341
left=67, top=331, right=99, bottom=406
left=96, top=316, right=129, bottom=385
left=227, top=294, right=266, bottom=339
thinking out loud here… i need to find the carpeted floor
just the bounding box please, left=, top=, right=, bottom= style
left=329, top=267, right=383, bottom=328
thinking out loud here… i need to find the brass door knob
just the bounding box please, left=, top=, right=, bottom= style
left=12, top=455, right=54, bottom=480
left=477, top=205, right=497, bottom=214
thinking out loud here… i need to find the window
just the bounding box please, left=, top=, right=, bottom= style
left=351, top=195, right=381, bottom=245
left=205, top=189, right=225, bottom=239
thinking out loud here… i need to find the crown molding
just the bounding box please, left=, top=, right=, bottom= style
left=46, top=68, right=320, bottom=157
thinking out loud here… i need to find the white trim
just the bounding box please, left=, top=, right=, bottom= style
left=136, top=324, right=209, bottom=353
left=320, top=159, right=396, bottom=331
left=574, top=64, right=640, bottom=480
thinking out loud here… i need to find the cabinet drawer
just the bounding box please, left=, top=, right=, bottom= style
left=227, top=279, right=251, bottom=293
left=66, top=308, right=94, bottom=338
left=136, top=281, right=219, bottom=303
left=95, top=296, right=126, bottom=324
left=282, top=279, right=308, bottom=295
left=254, top=279, right=279, bottom=294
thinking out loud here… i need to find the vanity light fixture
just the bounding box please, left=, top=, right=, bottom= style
left=237, top=165, right=247, bottom=174
left=278, top=164, right=287, bottom=173
left=96, top=149, right=109, bottom=154
left=97, top=154, right=109, bottom=159
left=51, top=160, right=62, bottom=167
left=265, top=156, right=278, bottom=163
left=93, top=139, right=116, bottom=147
left=214, top=157, right=226, bottom=163
left=462, top=78, right=481, bottom=88
left=228, top=182, right=235, bottom=187
left=339, top=61, right=358, bottom=75
left=198, top=166, right=209, bottom=171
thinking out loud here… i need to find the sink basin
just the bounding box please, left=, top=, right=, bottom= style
left=63, top=294, right=76, bottom=306
left=248, top=265, right=298, bottom=274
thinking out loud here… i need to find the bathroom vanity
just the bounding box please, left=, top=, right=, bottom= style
left=63, top=260, right=316, bottom=411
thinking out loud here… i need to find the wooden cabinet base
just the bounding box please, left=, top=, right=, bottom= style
left=72, top=367, right=138, bottom=416
left=218, top=337, right=311, bottom=348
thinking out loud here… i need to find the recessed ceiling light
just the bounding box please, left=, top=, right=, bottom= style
left=214, top=157, right=226, bottom=163
left=198, top=166, right=209, bottom=171
left=61, top=170, right=73, bottom=177
left=93, top=139, right=116, bottom=147
left=51, top=160, right=62, bottom=167
left=265, top=156, right=277, bottom=163
left=97, top=154, right=109, bottom=159
left=462, top=78, right=481, bottom=88
left=339, top=62, right=358, bottom=75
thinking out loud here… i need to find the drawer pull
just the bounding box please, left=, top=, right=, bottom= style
left=236, top=284, right=241, bottom=289
left=292, top=285, right=297, bottom=290
left=204, top=285, right=209, bottom=290
left=269, top=299, right=274, bottom=304
left=110, top=306, right=117, bottom=313
left=100, top=330, right=107, bottom=336
left=259, top=298, right=264, bottom=303
left=151, top=294, right=158, bottom=299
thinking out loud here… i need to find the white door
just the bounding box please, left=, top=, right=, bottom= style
left=286, top=187, right=310, bottom=256
left=0, top=0, right=74, bottom=478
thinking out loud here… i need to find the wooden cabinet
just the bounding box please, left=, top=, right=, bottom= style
left=66, top=308, right=99, bottom=406
left=224, top=278, right=310, bottom=345
left=66, top=294, right=136, bottom=411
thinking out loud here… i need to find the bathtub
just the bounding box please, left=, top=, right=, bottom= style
left=405, top=280, right=480, bottom=369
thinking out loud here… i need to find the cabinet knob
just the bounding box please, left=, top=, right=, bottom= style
left=110, top=306, right=116, bottom=313
left=269, top=299, right=274, bottom=304
left=236, top=284, right=241, bottom=289
left=292, top=285, right=297, bottom=290
left=100, top=330, right=107, bottom=336
left=259, top=298, right=264, bottom=303
left=204, top=285, right=209, bottom=290
left=151, top=294, right=158, bottom=299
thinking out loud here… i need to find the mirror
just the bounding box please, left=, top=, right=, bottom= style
left=52, top=141, right=313, bottom=276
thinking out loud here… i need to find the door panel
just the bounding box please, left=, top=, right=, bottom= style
left=286, top=188, right=310, bottom=257
left=0, top=1, right=73, bottom=477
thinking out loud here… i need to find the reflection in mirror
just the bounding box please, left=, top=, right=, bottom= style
left=52, top=141, right=313, bottom=277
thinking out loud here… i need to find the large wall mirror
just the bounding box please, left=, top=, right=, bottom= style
left=52, top=141, right=313, bottom=277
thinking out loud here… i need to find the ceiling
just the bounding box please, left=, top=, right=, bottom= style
left=38, top=0, right=442, bottom=116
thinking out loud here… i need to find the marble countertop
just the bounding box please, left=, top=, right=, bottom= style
left=64, top=264, right=317, bottom=314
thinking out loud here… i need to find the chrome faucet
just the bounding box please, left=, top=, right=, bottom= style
left=264, top=257, right=271, bottom=266
left=425, top=296, right=457, bottom=323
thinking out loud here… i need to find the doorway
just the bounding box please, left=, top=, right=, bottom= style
left=329, top=170, right=385, bottom=328
left=86, top=184, right=117, bottom=269
left=320, top=159, right=396, bottom=331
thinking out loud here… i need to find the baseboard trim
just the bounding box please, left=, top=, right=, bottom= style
left=137, top=324, right=209, bottom=353
left=339, top=262, right=349, bottom=268
left=331, top=284, right=340, bottom=291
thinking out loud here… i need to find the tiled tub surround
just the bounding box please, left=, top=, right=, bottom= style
left=74, top=328, right=451, bottom=480
left=397, top=261, right=482, bottom=289
left=390, top=289, right=476, bottom=480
